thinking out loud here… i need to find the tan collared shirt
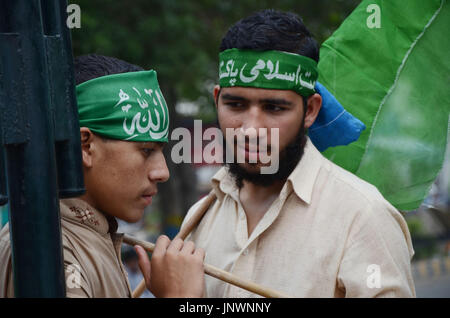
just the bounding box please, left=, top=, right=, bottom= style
left=0, top=198, right=132, bottom=298
left=182, top=138, right=416, bottom=298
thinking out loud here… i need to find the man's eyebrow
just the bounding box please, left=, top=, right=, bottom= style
left=221, top=94, right=292, bottom=106
left=259, top=98, right=293, bottom=106
left=221, top=94, right=246, bottom=101
left=138, top=141, right=165, bottom=149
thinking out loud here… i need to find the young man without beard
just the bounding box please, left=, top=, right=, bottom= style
left=0, top=54, right=205, bottom=298
left=178, top=10, right=415, bottom=297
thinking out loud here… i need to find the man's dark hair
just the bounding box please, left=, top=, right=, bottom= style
left=74, top=54, right=144, bottom=85
left=217, top=10, right=319, bottom=109
left=219, top=9, right=319, bottom=62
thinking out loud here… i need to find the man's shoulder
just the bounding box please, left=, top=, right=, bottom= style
left=320, top=156, right=389, bottom=206
left=182, top=195, right=213, bottom=227
left=312, top=156, right=408, bottom=233
left=316, top=157, right=414, bottom=256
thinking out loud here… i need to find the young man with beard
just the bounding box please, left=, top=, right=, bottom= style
left=178, top=10, right=415, bottom=297
left=0, top=54, right=205, bottom=298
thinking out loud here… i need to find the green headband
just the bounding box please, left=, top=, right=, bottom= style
left=76, top=70, right=169, bottom=142
left=219, top=48, right=318, bottom=96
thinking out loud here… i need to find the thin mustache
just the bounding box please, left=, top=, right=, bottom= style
left=233, top=139, right=271, bottom=151
left=142, top=190, right=157, bottom=196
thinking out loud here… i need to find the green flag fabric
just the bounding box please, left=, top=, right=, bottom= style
left=318, top=0, right=450, bottom=210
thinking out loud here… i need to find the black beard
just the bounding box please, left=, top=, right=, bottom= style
left=224, top=120, right=307, bottom=189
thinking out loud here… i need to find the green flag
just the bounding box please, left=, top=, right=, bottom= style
left=318, top=0, right=450, bottom=211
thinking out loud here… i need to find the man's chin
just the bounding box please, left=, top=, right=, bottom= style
left=236, top=162, right=264, bottom=173
left=118, top=209, right=144, bottom=224
left=226, top=162, right=274, bottom=188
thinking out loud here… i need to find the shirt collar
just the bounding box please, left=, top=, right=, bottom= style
left=287, top=137, right=322, bottom=204
left=211, top=137, right=322, bottom=205
left=60, top=198, right=118, bottom=235
left=211, top=167, right=237, bottom=202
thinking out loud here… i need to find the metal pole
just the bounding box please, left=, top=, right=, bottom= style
left=41, top=0, right=85, bottom=198
left=0, top=81, right=7, bottom=207
left=0, top=0, right=65, bottom=297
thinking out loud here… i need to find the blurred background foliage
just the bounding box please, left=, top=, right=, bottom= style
left=70, top=0, right=360, bottom=121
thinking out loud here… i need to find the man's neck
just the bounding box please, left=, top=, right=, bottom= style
left=238, top=178, right=286, bottom=237
left=240, top=179, right=285, bottom=203
left=77, top=193, right=95, bottom=209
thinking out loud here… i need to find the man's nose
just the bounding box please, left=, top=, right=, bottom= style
left=242, top=106, right=266, bottom=130
left=148, top=152, right=170, bottom=183
left=240, top=106, right=267, bottom=141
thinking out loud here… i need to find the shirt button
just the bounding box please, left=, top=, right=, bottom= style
left=243, top=249, right=249, bottom=256
left=240, top=213, right=245, bottom=220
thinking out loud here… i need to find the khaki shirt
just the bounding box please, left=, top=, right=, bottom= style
left=0, top=198, right=132, bottom=298
left=182, top=137, right=416, bottom=298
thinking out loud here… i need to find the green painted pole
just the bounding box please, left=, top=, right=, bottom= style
left=0, top=149, right=7, bottom=207
left=0, top=116, right=7, bottom=207
left=0, top=0, right=65, bottom=297
left=0, top=25, right=7, bottom=208
left=41, top=0, right=85, bottom=198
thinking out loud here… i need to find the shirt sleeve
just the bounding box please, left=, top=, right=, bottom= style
left=336, top=200, right=416, bottom=297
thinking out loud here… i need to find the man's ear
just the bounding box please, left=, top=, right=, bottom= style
left=213, top=85, right=221, bottom=110
left=80, top=127, right=95, bottom=168
left=304, top=93, right=322, bottom=129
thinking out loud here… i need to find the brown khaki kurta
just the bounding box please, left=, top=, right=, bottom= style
left=0, top=198, right=132, bottom=298
left=182, top=137, right=416, bottom=298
